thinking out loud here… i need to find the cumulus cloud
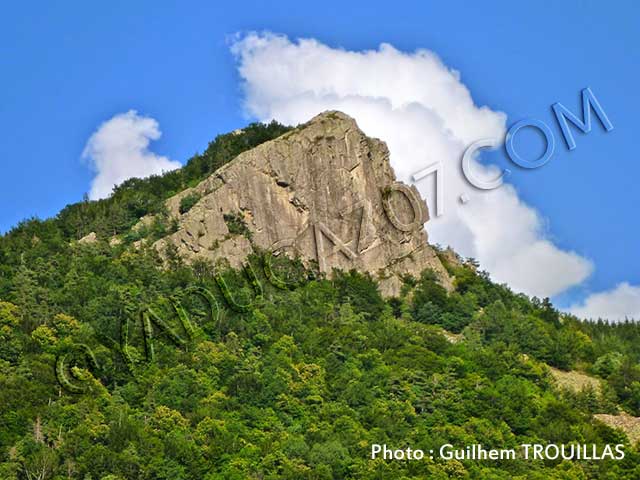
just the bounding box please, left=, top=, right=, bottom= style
left=231, top=32, right=592, bottom=298
left=83, top=110, right=181, bottom=200
left=569, top=283, right=640, bottom=322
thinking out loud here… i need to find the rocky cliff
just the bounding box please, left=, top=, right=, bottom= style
left=153, top=111, right=450, bottom=296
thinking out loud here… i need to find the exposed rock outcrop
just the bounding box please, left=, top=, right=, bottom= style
left=594, top=413, right=640, bottom=444
left=154, top=111, right=450, bottom=296
left=78, top=232, right=98, bottom=245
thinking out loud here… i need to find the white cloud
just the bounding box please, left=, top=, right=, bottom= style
left=569, top=283, right=640, bottom=322
left=231, top=32, right=593, bottom=298
left=83, top=110, right=181, bottom=200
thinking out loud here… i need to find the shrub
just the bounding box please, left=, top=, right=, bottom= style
left=179, top=193, right=202, bottom=214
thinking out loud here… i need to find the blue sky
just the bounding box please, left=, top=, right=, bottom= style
left=1, top=1, right=639, bottom=315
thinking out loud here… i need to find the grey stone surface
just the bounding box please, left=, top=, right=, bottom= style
left=78, top=232, right=98, bottom=245
left=154, top=111, right=451, bottom=296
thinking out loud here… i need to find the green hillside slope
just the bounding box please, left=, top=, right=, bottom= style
left=1, top=124, right=640, bottom=479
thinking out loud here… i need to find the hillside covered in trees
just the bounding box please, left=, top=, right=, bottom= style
left=1, top=123, right=640, bottom=479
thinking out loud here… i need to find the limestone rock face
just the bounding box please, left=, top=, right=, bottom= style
left=78, top=232, right=98, bottom=245
left=154, top=111, right=450, bottom=296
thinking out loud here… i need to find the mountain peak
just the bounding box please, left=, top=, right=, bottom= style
left=152, top=111, right=450, bottom=295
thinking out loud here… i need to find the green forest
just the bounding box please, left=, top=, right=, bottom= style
left=1, top=124, right=640, bottom=479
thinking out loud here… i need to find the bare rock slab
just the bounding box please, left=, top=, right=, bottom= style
left=155, top=111, right=450, bottom=296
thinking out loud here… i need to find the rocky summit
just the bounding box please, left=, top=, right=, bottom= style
left=153, top=111, right=450, bottom=296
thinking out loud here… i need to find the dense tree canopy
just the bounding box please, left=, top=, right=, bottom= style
left=1, top=123, right=639, bottom=479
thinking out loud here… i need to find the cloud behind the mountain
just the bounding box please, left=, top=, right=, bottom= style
left=83, top=110, right=181, bottom=200
left=569, top=283, right=640, bottom=322
left=231, top=32, right=592, bottom=298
